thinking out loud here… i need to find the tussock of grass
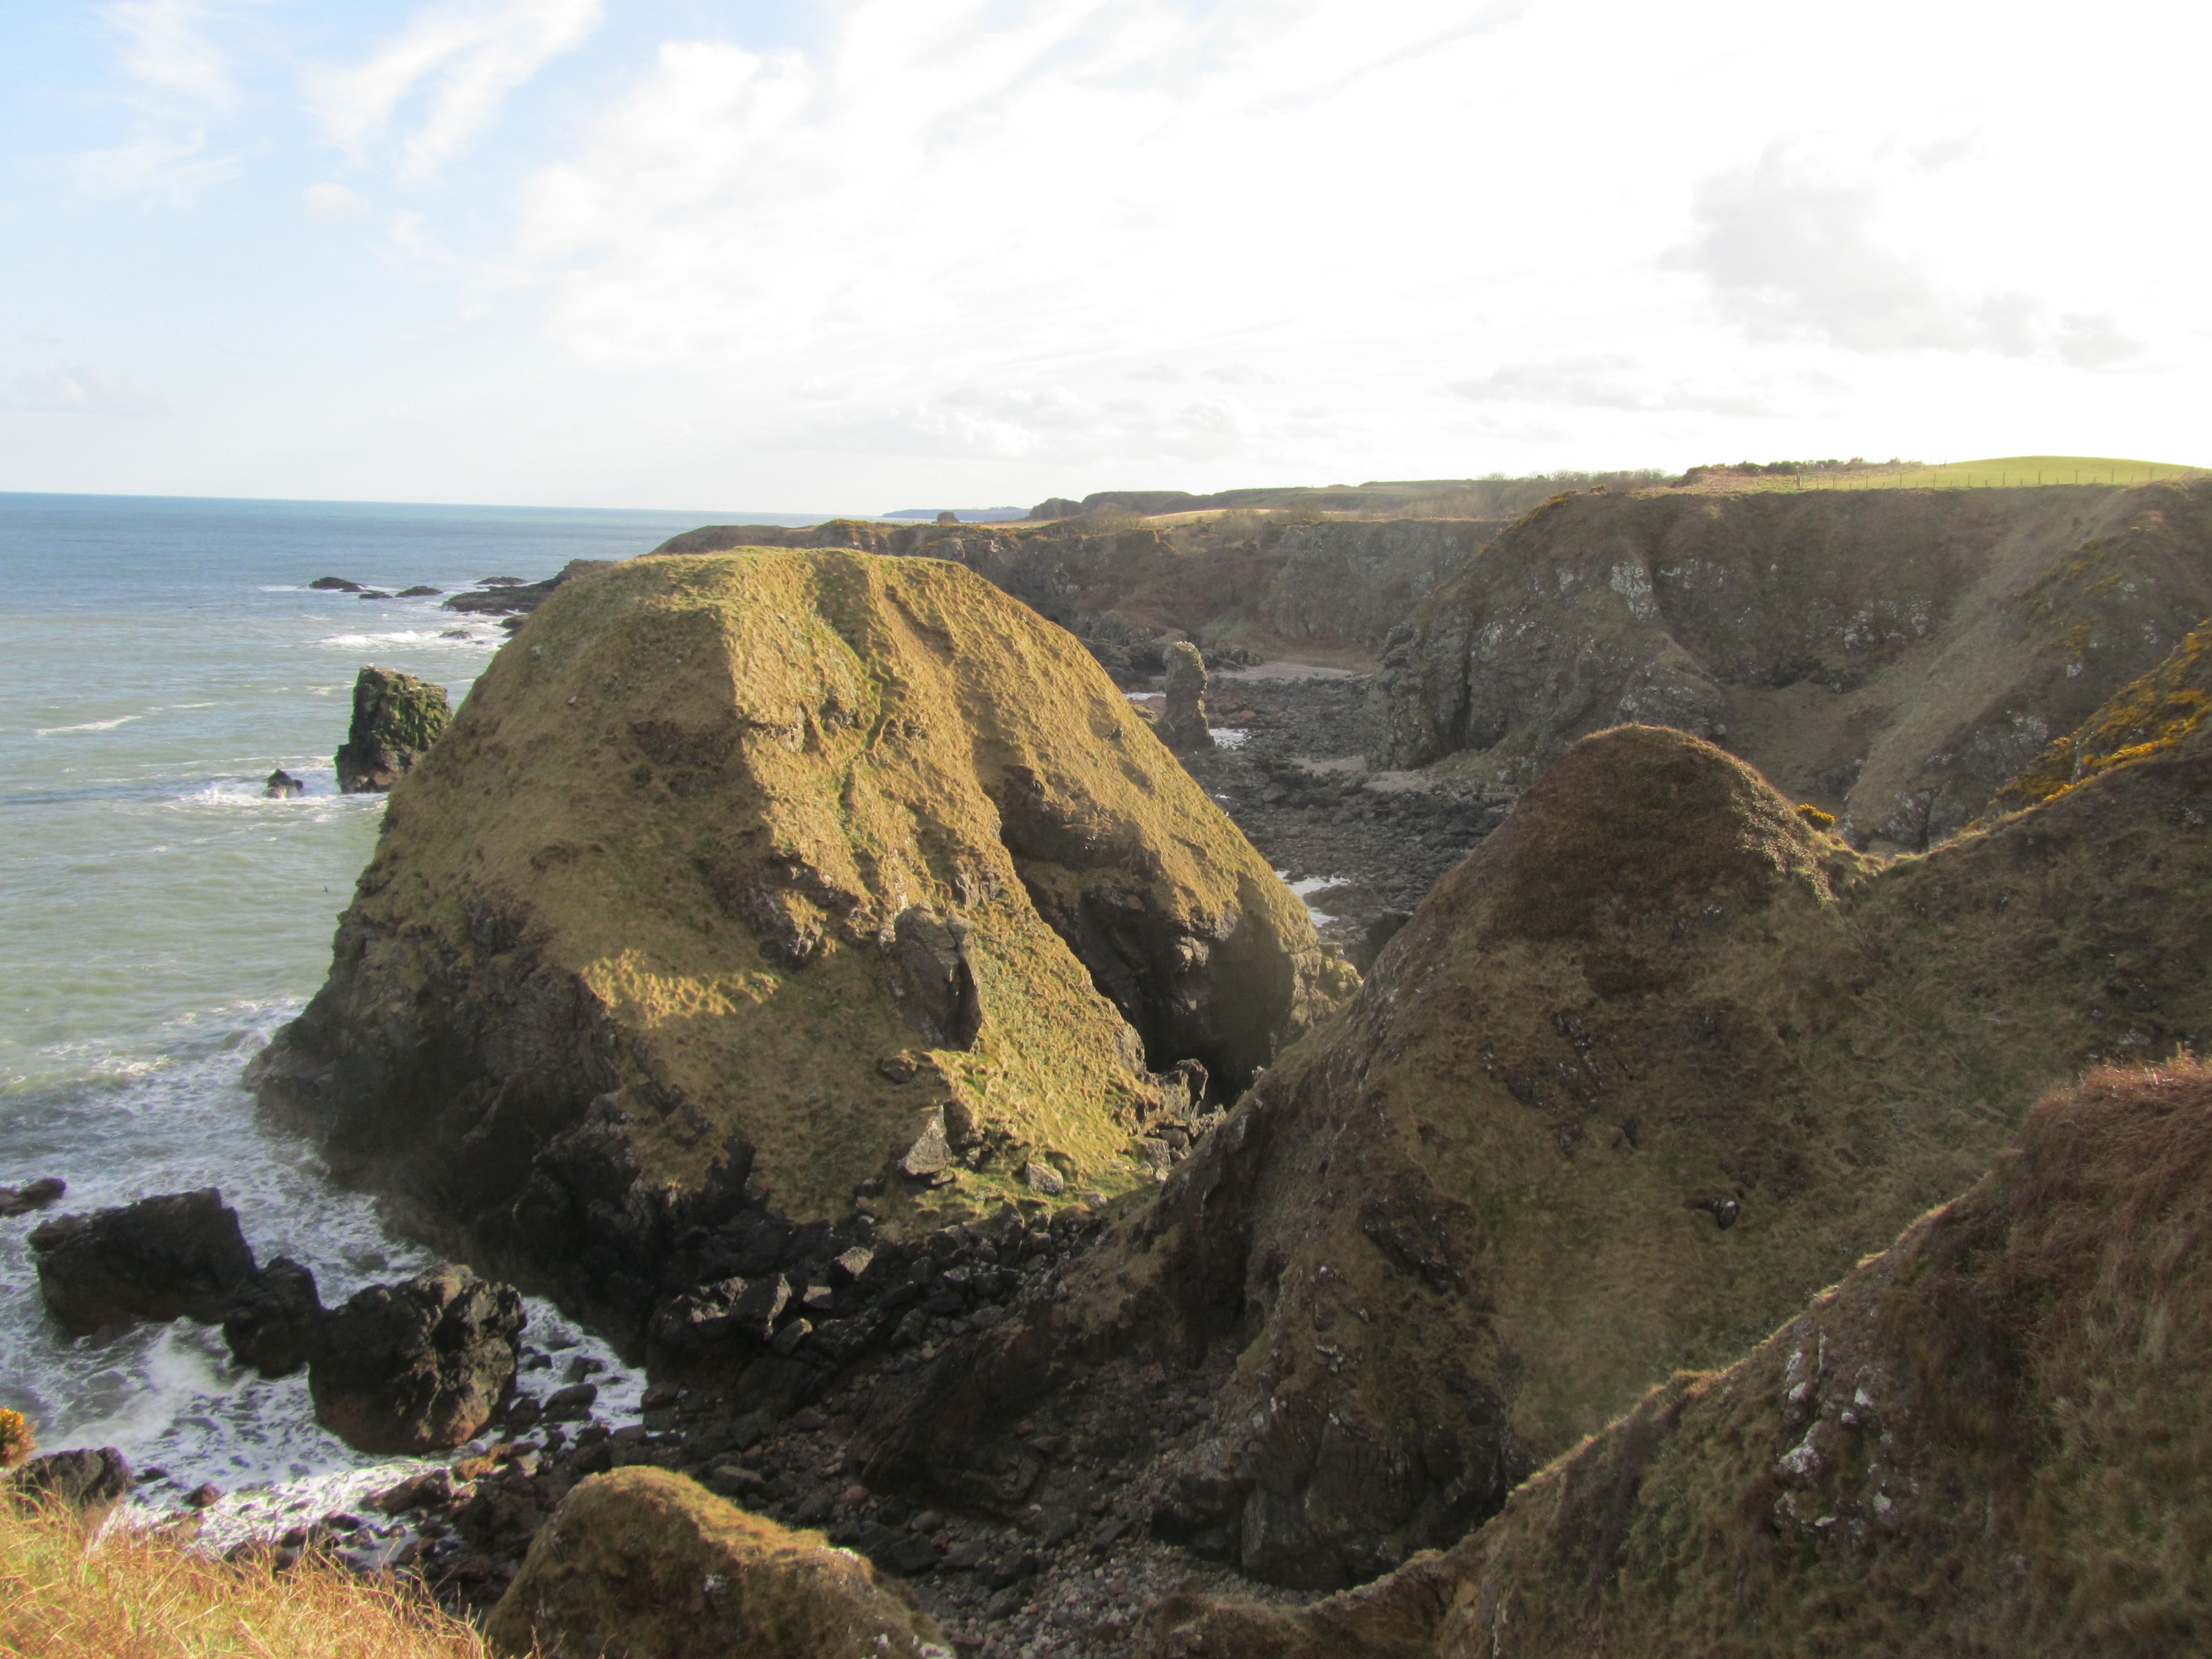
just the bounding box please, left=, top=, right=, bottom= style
left=0, top=1499, right=496, bottom=1659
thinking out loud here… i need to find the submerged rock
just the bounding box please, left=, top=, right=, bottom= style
left=28, top=1189, right=257, bottom=1337
left=859, top=718, right=2212, bottom=1587
left=263, top=769, right=304, bottom=799
left=334, top=666, right=450, bottom=794
left=253, top=549, right=1350, bottom=1336
left=309, top=1266, right=523, bottom=1454
left=1148, top=1060, right=2212, bottom=1657
left=0, top=1177, right=65, bottom=1217
left=1156, top=641, right=1214, bottom=751
left=485, top=1466, right=948, bottom=1659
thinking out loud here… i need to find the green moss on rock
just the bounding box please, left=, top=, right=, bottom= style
left=486, top=1467, right=948, bottom=1659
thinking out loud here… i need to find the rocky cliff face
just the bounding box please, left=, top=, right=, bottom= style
left=251, top=550, right=1350, bottom=1333
left=653, top=516, right=1500, bottom=667
left=1144, top=1059, right=2212, bottom=1659
left=1373, top=481, right=2212, bottom=847
left=855, top=717, right=2212, bottom=1589
left=335, top=666, right=451, bottom=794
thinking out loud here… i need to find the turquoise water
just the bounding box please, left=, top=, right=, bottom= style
left=0, top=493, right=791, bottom=1503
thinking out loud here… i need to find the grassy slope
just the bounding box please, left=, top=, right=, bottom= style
left=0, top=1500, right=491, bottom=1659
left=1146, top=1059, right=2212, bottom=1658
left=312, top=548, right=1336, bottom=1229
left=1985, top=617, right=2212, bottom=814
left=1670, top=455, right=2205, bottom=493
left=1041, top=715, right=2212, bottom=1584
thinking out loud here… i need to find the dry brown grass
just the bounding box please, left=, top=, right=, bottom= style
left=0, top=1499, right=498, bottom=1659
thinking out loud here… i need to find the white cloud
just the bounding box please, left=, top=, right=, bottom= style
left=1452, top=355, right=1774, bottom=417
left=315, top=0, right=604, bottom=179
left=1670, top=145, right=2141, bottom=367
left=7, top=364, right=170, bottom=416
left=303, top=181, right=371, bottom=221
left=103, top=0, right=239, bottom=105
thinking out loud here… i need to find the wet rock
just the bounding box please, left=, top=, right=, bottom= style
left=222, top=1256, right=324, bottom=1377
left=1156, top=641, right=1215, bottom=751
left=263, top=769, right=305, bottom=799
left=0, top=1177, right=65, bottom=1217
left=28, top=1188, right=258, bottom=1336
left=184, top=1482, right=221, bottom=1508
left=309, top=576, right=365, bottom=592
left=542, top=1382, right=599, bottom=1422
left=396, top=586, right=443, bottom=598
left=372, top=1467, right=455, bottom=1515
left=485, top=1466, right=948, bottom=1659
left=309, top=1265, right=524, bottom=1454
left=334, top=665, right=451, bottom=794
left=8, top=1448, right=132, bottom=1515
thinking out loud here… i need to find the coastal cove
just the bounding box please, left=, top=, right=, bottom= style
left=0, top=493, right=773, bottom=1514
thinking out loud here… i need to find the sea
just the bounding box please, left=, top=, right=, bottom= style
left=0, top=491, right=825, bottom=1539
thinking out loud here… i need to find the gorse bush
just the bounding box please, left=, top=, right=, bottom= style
left=0, top=1407, right=32, bottom=1467
left=0, top=1498, right=504, bottom=1659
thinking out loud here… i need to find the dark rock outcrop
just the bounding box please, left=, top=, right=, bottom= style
left=1373, top=480, right=2212, bottom=847
left=1146, top=1060, right=2212, bottom=1659
left=309, top=1266, right=523, bottom=1454
left=442, top=560, right=610, bottom=617
left=222, top=1256, right=324, bottom=1377
left=28, top=1189, right=258, bottom=1336
left=334, top=666, right=450, bottom=794
left=309, top=576, right=365, bottom=592
left=263, top=769, right=304, bottom=799
left=1156, top=642, right=1214, bottom=751
left=858, top=717, right=2212, bottom=1588
left=485, top=1467, right=948, bottom=1659
left=7, top=1448, right=133, bottom=1516
left=0, top=1177, right=65, bottom=1217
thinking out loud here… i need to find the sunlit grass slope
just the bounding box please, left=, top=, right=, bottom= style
left=0, top=1499, right=497, bottom=1659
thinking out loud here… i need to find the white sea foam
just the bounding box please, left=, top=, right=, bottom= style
left=1209, top=727, right=1250, bottom=748
left=34, top=714, right=144, bottom=735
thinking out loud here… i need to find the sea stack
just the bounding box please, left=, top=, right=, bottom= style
left=1156, top=640, right=1214, bottom=751
left=334, top=666, right=451, bottom=793
left=252, top=549, right=1353, bottom=1330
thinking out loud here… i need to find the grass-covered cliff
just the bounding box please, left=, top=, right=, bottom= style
left=1144, top=1058, right=2212, bottom=1658
left=858, top=714, right=2212, bottom=1588
left=1374, top=479, right=2212, bottom=847
left=252, top=549, right=1350, bottom=1324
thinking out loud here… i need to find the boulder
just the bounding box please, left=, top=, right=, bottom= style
left=859, top=718, right=2212, bottom=1587
left=1372, top=479, right=2212, bottom=847
left=222, top=1256, right=324, bottom=1377
left=308, top=1266, right=523, bottom=1454
left=0, top=1176, right=65, bottom=1217
left=334, top=666, right=451, bottom=794
left=251, top=550, right=1350, bottom=1333
left=6, top=1448, right=133, bottom=1517
left=485, top=1466, right=947, bottom=1659
left=1150, top=1060, right=2212, bottom=1658
left=1155, top=642, right=1214, bottom=751
left=263, top=769, right=305, bottom=799
left=28, top=1189, right=257, bottom=1336
left=309, top=576, right=365, bottom=592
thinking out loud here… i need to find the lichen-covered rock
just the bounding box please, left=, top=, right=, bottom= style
left=859, top=717, right=2212, bottom=1588
left=1373, top=480, right=2212, bottom=848
left=252, top=550, right=1351, bottom=1334
left=485, top=1466, right=948, bottom=1659
left=308, top=1266, right=522, bottom=1454
left=1156, top=641, right=1214, bottom=750
left=27, top=1189, right=257, bottom=1336
left=334, top=665, right=451, bottom=793
left=1152, top=1060, right=2212, bottom=1658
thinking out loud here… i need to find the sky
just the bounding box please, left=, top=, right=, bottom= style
left=2, top=0, right=2207, bottom=513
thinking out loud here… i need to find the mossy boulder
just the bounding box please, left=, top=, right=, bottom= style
left=253, top=549, right=1350, bottom=1327
left=487, top=1467, right=947, bottom=1659
left=1374, top=480, right=2212, bottom=847
left=335, top=666, right=451, bottom=793
left=859, top=718, right=2212, bottom=1587
left=1152, top=1059, right=2212, bottom=1658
